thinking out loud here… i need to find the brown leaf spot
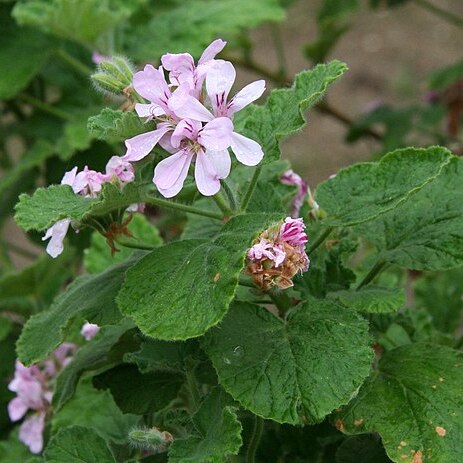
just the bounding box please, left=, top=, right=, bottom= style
left=335, top=419, right=344, bottom=432
left=439, top=377, right=445, bottom=382
left=435, top=426, right=446, bottom=437
left=354, top=418, right=364, bottom=426
left=412, top=450, right=423, bottom=463
left=213, top=272, right=220, bottom=283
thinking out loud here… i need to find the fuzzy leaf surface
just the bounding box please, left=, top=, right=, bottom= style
left=204, top=300, right=372, bottom=424
left=315, top=146, right=453, bottom=227
left=118, top=213, right=281, bottom=340
left=336, top=343, right=463, bottom=463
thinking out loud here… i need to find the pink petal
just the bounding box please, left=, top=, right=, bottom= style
left=171, top=119, right=201, bottom=148
left=42, top=219, right=71, bottom=259
left=133, top=65, right=170, bottom=105
left=161, top=53, right=194, bottom=72
left=198, top=39, right=227, bottom=65
left=154, top=149, right=193, bottom=191
left=19, top=413, right=45, bottom=454
left=124, top=126, right=171, bottom=162
left=81, top=322, right=100, bottom=341
left=230, top=132, right=264, bottom=166
left=198, top=117, right=233, bottom=151
left=195, top=150, right=220, bottom=196
left=228, top=80, right=266, bottom=115
left=169, top=94, right=214, bottom=122
left=8, top=397, right=28, bottom=422
left=60, top=167, right=78, bottom=188
left=206, top=149, right=231, bottom=179
left=206, top=60, right=236, bottom=114
left=135, top=103, right=165, bottom=119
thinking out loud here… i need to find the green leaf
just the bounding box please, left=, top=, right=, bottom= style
left=203, top=299, right=372, bottom=424
left=336, top=435, right=392, bottom=463
left=52, top=381, right=138, bottom=445
left=16, top=257, right=138, bottom=365
left=127, top=0, right=285, bottom=61
left=428, top=59, right=463, bottom=91
left=239, top=61, right=347, bottom=164
left=44, top=425, right=115, bottom=462
left=315, top=146, right=453, bottom=227
left=0, top=141, right=53, bottom=198
left=118, top=213, right=281, bottom=340
left=330, top=286, right=405, bottom=314
left=13, top=0, right=141, bottom=48
left=0, top=9, right=53, bottom=100
left=87, top=108, right=153, bottom=143
left=94, top=364, right=184, bottom=414
left=0, top=430, right=33, bottom=463
left=52, top=319, right=135, bottom=411
left=169, top=388, right=243, bottom=463
left=355, top=156, right=463, bottom=270
left=84, top=214, right=163, bottom=274
left=336, top=343, right=463, bottom=463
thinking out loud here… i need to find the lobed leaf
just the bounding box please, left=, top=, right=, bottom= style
left=203, top=299, right=373, bottom=424
left=336, top=343, right=463, bottom=463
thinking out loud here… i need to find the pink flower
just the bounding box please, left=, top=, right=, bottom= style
left=248, top=239, right=286, bottom=267
left=8, top=345, right=75, bottom=454
left=92, top=51, right=110, bottom=64
left=81, top=322, right=100, bottom=341
left=103, top=156, right=135, bottom=184
left=281, top=170, right=309, bottom=218
left=161, top=39, right=226, bottom=98
left=153, top=117, right=233, bottom=197
left=279, top=217, right=308, bottom=247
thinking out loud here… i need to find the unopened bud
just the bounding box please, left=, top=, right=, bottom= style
left=91, top=55, right=134, bottom=96
left=129, top=427, right=173, bottom=451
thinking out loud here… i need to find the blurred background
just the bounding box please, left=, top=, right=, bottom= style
left=1, top=0, right=463, bottom=268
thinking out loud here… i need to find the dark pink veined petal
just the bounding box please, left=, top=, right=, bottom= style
left=154, top=149, right=194, bottom=191
left=198, top=39, right=227, bottom=65
left=230, top=132, right=264, bottom=166
left=123, top=125, right=171, bottom=162
left=135, top=103, right=165, bottom=119
left=205, top=149, right=231, bottom=179
left=171, top=119, right=201, bottom=148
left=133, top=64, right=170, bottom=105
left=169, top=93, right=214, bottom=122
left=206, top=60, right=236, bottom=115
left=195, top=149, right=221, bottom=196
left=228, top=80, right=266, bottom=115
left=198, top=117, right=233, bottom=151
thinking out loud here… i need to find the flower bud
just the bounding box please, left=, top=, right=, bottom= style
left=91, top=56, right=134, bottom=96
left=129, top=427, right=173, bottom=450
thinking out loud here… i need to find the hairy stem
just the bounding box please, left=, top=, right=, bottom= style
left=55, top=48, right=92, bottom=76
left=213, top=191, right=234, bottom=216
left=143, top=195, right=224, bottom=220
left=186, top=364, right=201, bottom=413
left=307, top=226, right=333, bottom=254
left=413, top=0, right=463, bottom=30
left=246, top=416, right=264, bottom=463
left=241, top=165, right=262, bottom=212
left=114, top=237, right=156, bottom=251
left=221, top=179, right=238, bottom=211
left=356, top=260, right=387, bottom=290
left=18, top=93, right=72, bottom=121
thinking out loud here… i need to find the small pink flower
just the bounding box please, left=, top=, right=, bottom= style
left=92, top=51, right=110, bottom=64
left=279, top=218, right=308, bottom=247
left=248, top=239, right=286, bottom=267
left=19, top=413, right=46, bottom=454
left=103, top=156, right=135, bottom=184
left=81, top=322, right=100, bottom=341
left=281, top=170, right=309, bottom=218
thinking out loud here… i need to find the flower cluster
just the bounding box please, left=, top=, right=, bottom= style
left=42, top=156, right=134, bottom=258
left=7, top=343, right=76, bottom=453
left=123, top=39, right=266, bottom=197
left=247, top=217, right=309, bottom=290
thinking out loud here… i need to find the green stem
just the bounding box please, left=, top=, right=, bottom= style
left=213, top=191, right=233, bottom=216
left=186, top=364, right=201, bottom=413
left=55, top=48, right=92, bottom=75
left=307, top=226, right=333, bottom=254
left=246, top=416, right=264, bottom=463
left=114, top=237, right=156, bottom=251
left=271, top=24, right=287, bottom=79
left=142, top=195, right=224, bottom=220
left=221, top=179, right=238, bottom=211
left=239, top=275, right=256, bottom=288
left=413, top=0, right=463, bottom=30
left=269, top=290, right=293, bottom=318
left=356, top=260, right=387, bottom=290
left=18, top=93, right=72, bottom=121
left=241, top=165, right=262, bottom=212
